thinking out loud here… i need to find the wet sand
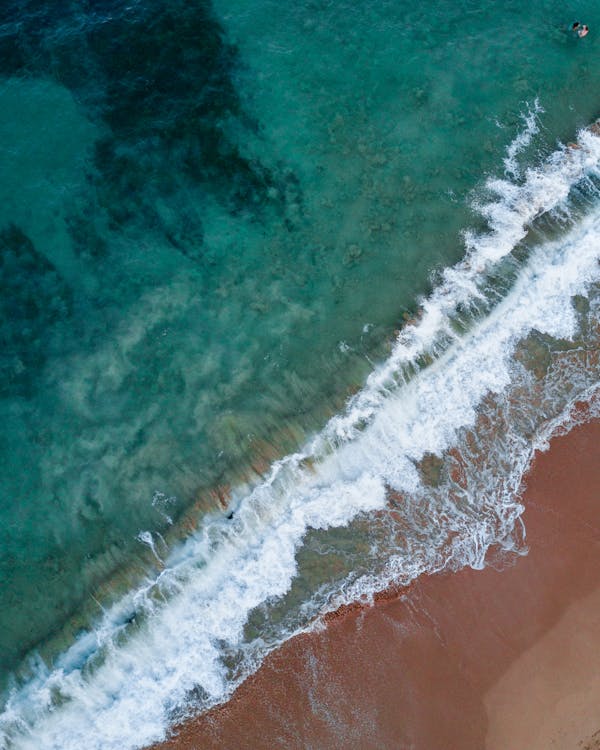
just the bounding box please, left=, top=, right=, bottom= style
left=153, top=418, right=600, bottom=750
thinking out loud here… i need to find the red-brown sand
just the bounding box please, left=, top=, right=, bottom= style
left=152, top=419, right=600, bottom=750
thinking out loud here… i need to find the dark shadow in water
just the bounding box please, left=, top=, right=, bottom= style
left=0, top=0, right=278, bottom=254
left=0, top=225, right=72, bottom=397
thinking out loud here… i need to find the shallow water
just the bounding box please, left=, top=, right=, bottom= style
left=4, top=131, right=600, bottom=750
left=1, top=0, right=600, bottom=745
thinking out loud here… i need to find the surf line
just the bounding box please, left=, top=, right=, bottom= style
left=319, top=120, right=600, bottom=446
left=3, top=121, right=600, bottom=750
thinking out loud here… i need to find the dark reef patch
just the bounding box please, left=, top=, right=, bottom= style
left=0, top=0, right=280, bottom=258
left=0, top=224, right=72, bottom=397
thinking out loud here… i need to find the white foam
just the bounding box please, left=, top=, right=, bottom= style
left=503, top=99, right=544, bottom=178
left=321, top=125, right=600, bottom=444
left=2, top=123, right=600, bottom=750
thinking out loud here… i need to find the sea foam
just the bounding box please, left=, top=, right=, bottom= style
left=2, top=124, right=600, bottom=750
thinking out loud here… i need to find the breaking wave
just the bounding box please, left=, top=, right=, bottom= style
left=2, top=121, right=600, bottom=750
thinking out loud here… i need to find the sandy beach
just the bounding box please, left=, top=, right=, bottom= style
left=153, top=417, right=600, bottom=750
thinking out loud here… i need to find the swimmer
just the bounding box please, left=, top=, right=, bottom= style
left=571, top=21, right=581, bottom=31
left=578, top=24, right=589, bottom=37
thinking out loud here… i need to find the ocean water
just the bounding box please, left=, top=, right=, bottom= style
left=2, top=1, right=600, bottom=748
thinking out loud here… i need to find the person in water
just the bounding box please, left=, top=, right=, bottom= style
left=572, top=21, right=581, bottom=31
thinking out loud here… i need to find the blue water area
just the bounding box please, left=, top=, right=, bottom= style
left=1, top=0, right=600, bottom=688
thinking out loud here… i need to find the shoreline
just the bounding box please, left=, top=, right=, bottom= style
left=153, top=416, right=600, bottom=750
left=8, top=120, right=590, bottom=736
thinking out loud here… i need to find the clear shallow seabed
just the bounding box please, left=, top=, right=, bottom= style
left=1, top=1, right=600, bottom=748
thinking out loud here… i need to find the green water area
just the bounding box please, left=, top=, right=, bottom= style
left=1, top=0, right=599, bottom=685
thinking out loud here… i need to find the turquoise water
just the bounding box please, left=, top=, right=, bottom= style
left=1, top=0, right=600, bottom=706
